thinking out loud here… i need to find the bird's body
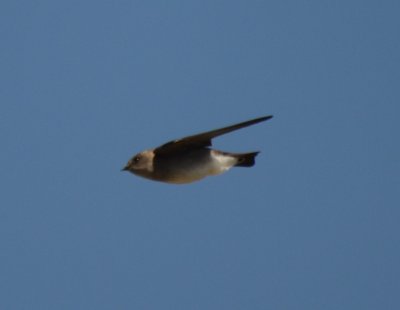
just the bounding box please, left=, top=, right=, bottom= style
left=150, top=149, right=257, bottom=184
left=122, top=115, right=273, bottom=184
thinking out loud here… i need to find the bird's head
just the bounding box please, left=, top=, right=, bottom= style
left=122, top=150, right=154, bottom=175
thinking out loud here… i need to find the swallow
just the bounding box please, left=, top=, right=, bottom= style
left=122, top=115, right=273, bottom=184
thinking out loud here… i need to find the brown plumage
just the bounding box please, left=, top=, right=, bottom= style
left=122, top=115, right=273, bottom=184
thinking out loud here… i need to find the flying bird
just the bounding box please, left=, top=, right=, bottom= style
left=122, top=115, right=273, bottom=184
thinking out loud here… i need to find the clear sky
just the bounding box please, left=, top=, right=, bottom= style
left=1, top=0, right=399, bottom=309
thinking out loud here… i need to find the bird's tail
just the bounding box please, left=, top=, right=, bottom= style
left=233, top=152, right=260, bottom=167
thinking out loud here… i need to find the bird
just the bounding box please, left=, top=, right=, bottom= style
left=122, top=115, right=273, bottom=184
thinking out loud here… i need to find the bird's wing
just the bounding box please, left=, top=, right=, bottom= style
left=154, top=115, right=273, bottom=156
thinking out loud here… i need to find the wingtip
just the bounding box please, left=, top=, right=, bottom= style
left=248, top=115, right=273, bottom=124
left=262, top=115, right=273, bottom=121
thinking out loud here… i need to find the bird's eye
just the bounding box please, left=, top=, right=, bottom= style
left=133, top=156, right=140, bottom=163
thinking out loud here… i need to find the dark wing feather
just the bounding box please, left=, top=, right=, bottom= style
left=154, top=115, right=273, bottom=156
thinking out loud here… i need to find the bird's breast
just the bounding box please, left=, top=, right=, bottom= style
left=153, top=149, right=236, bottom=184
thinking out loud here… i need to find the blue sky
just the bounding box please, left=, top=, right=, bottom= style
left=1, top=0, right=399, bottom=309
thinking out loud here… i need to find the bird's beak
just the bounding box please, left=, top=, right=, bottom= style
left=121, top=166, right=129, bottom=171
